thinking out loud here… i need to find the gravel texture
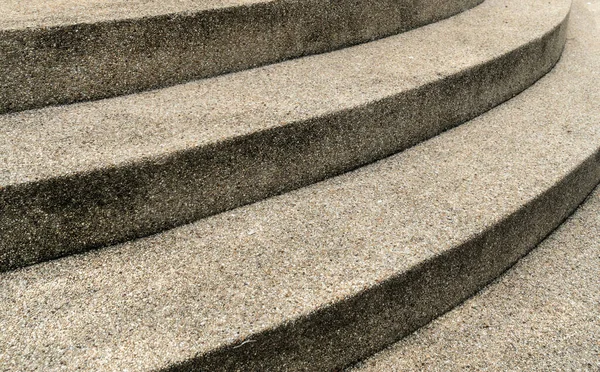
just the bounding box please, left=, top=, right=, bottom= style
left=349, top=2, right=600, bottom=369
left=0, top=0, right=570, bottom=271
left=0, top=0, right=482, bottom=113
left=0, top=0, right=599, bottom=370
left=1, top=0, right=268, bottom=28
left=350, top=151, right=600, bottom=370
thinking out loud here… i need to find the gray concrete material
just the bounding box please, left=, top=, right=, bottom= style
left=349, top=162, right=600, bottom=371
left=1, top=0, right=275, bottom=28
left=0, top=0, right=599, bottom=369
left=350, top=3, right=600, bottom=369
left=349, top=194, right=600, bottom=372
left=0, top=0, right=475, bottom=29
left=0, top=0, right=483, bottom=114
left=0, top=0, right=571, bottom=271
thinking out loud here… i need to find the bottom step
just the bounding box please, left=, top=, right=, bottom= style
left=350, top=183, right=600, bottom=372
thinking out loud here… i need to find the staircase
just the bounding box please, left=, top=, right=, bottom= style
left=0, top=0, right=598, bottom=370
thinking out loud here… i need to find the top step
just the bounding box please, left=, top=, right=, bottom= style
left=0, top=0, right=482, bottom=114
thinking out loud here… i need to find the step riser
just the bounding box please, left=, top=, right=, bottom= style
left=168, top=149, right=600, bottom=372
left=0, top=18, right=569, bottom=272
left=0, top=0, right=483, bottom=114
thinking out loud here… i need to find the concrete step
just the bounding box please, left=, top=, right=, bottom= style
left=0, top=0, right=570, bottom=271
left=0, top=0, right=598, bottom=368
left=350, top=2, right=600, bottom=369
left=0, top=0, right=483, bottom=113
left=350, top=166, right=600, bottom=371
left=349, top=185, right=600, bottom=372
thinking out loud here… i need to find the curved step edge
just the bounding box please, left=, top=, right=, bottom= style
left=0, top=0, right=483, bottom=114
left=0, top=0, right=571, bottom=272
left=1, top=5, right=599, bottom=367
left=178, top=152, right=600, bottom=372
left=350, top=184, right=600, bottom=372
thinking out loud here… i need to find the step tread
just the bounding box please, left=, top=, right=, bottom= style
left=0, top=0, right=598, bottom=368
left=1, top=0, right=265, bottom=29
left=350, top=3, right=600, bottom=369
left=0, top=0, right=568, bottom=187
left=0, top=0, right=483, bottom=113
left=0, top=0, right=569, bottom=272
left=351, top=165, right=600, bottom=371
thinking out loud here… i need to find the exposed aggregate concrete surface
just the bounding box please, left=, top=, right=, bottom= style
left=0, top=0, right=570, bottom=271
left=0, top=0, right=478, bottom=29
left=0, top=0, right=599, bottom=369
left=0, top=0, right=483, bottom=113
left=351, top=174, right=600, bottom=371
left=350, top=1, right=600, bottom=369
left=0, top=0, right=569, bottom=186
left=1, top=0, right=271, bottom=28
